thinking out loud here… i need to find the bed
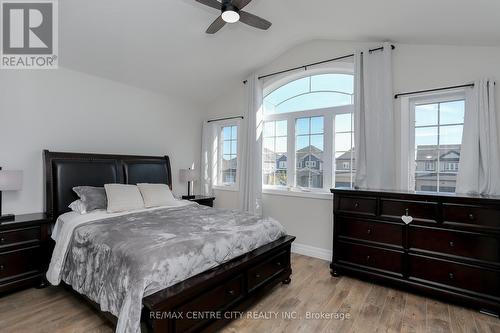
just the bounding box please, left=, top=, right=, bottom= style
left=43, top=150, right=295, bottom=333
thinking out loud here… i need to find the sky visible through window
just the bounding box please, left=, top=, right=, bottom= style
left=414, top=99, right=464, bottom=193
left=264, top=74, right=354, bottom=114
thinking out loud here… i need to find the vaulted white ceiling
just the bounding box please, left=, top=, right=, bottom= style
left=60, top=0, right=500, bottom=103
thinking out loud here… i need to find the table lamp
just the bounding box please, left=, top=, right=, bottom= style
left=0, top=168, right=23, bottom=221
left=180, top=168, right=198, bottom=199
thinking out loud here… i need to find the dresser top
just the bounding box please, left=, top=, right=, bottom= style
left=331, top=187, right=500, bottom=202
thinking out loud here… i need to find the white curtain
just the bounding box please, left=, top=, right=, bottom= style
left=239, top=74, right=263, bottom=215
left=200, top=121, right=218, bottom=196
left=354, top=42, right=396, bottom=190
left=456, top=79, right=500, bottom=195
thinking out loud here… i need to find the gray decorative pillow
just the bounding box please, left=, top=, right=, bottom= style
left=72, top=186, right=107, bottom=212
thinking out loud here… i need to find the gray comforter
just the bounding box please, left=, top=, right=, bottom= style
left=61, top=204, right=286, bottom=333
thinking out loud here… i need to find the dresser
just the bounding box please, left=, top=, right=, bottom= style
left=0, top=213, right=51, bottom=295
left=331, top=188, right=500, bottom=316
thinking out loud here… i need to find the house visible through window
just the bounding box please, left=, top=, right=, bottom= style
left=263, top=120, right=288, bottom=186
left=412, top=97, right=464, bottom=193
left=334, top=113, right=355, bottom=187
left=262, top=72, right=355, bottom=192
left=218, top=124, right=238, bottom=187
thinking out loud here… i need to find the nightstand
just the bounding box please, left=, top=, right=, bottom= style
left=182, top=195, right=216, bottom=207
left=0, top=213, right=50, bottom=295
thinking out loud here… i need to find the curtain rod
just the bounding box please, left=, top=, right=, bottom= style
left=242, top=44, right=395, bottom=84
left=207, top=116, right=244, bottom=123
left=394, top=81, right=496, bottom=99
left=394, top=84, right=475, bottom=99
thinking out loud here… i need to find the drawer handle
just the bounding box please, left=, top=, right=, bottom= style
left=449, top=241, right=455, bottom=247
left=227, top=289, right=235, bottom=296
left=0, top=264, right=4, bottom=271
left=276, top=261, right=281, bottom=267
left=255, top=273, right=261, bottom=279
left=354, top=202, right=360, bottom=209
left=367, top=228, right=372, bottom=235
left=468, top=213, right=475, bottom=221
left=366, top=255, right=371, bottom=262
left=0, top=237, right=5, bottom=243
left=449, top=273, right=454, bottom=280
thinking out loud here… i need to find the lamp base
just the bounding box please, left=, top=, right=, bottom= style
left=182, top=195, right=196, bottom=200
left=0, top=214, right=15, bottom=222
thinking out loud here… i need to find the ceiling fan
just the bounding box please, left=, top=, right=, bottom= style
left=195, top=0, right=272, bottom=34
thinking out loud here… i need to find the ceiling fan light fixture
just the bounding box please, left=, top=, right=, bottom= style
left=221, top=4, right=240, bottom=23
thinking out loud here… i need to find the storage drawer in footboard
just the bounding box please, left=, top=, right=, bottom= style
left=247, top=250, right=288, bottom=291
left=173, top=275, right=244, bottom=333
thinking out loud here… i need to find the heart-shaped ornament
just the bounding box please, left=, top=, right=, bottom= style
left=401, top=215, right=413, bottom=224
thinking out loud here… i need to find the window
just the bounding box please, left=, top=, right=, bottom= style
left=334, top=113, right=355, bottom=187
left=411, top=96, right=464, bottom=193
left=263, top=120, right=288, bottom=186
left=296, top=116, right=324, bottom=188
left=262, top=72, right=354, bottom=192
left=217, top=124, right=239, bottom=188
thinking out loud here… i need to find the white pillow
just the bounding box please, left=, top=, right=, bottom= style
left=137, top=183, right=176, bottom=208
left=68, top=199, right=87, bottom=214
left=104, top=184, right=145, bottom=213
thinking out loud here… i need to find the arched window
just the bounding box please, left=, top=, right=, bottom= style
left=264, top=74, right=354, bottom=114
left=262, top=72, right=355, bottom=192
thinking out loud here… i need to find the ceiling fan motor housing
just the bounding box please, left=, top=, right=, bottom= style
left=221, top=3, right=239, bottom=14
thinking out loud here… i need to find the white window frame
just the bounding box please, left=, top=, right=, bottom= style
left=261, top=66, right=355, bottom=196
left=213, top=119, right=242, bottom=191
left=399, top=89, right=466, bottom=192
left=263, top=104, right=354, bottom=193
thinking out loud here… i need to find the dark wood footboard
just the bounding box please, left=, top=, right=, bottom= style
left=142, top=235, right=295, bottom=333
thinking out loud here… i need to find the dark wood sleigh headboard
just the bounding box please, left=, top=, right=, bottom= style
left=43, top=150, right=172, bottom=220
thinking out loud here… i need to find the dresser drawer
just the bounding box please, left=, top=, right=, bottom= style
left=337, top=217, right=403, bottom=247
left=0, top=246, right=40, bottom=281
left=443, top=204, right=500, bottom=230
left=174, top=275, right=244, bottom=332
left=409, top=255, right=500, bottom=297
left=0, top=226, right=40, bottom=249
left=337, top=241, right=403, bottom=274
left=337, top=196, right=377, bottom=216
left=409, top=226, right=500, bottom=263
left=380, top=199, right=438, bottom=222
left=247, top=251, right=287, bottom=291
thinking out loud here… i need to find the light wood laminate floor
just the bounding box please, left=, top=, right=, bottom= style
left=0, top=254, right=498, bottom=333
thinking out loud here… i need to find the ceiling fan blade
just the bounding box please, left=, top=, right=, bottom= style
left=195, top=0, right=221, bottom=10
left=206, top=16, right=226, bottom=34
left=239, top=11, right=272, bottom=30
left=232, top=0, right=252, bottom=10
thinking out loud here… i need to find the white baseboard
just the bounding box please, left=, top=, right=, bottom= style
left=291, top=243, right=332, bottom=261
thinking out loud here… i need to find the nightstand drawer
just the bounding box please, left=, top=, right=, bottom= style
left=0, top=227, right=40, bottom=249
left=0, top=246, right=40, bottom=281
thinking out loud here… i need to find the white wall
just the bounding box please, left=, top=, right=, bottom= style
left=206, top=40, right=500, bottom=257
left=0, top=68, right=203, bottom=214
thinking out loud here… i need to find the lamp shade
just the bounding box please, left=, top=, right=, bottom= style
left=0, top=170, right=23, bottom=191
left=179, top=169, right=199, bottom=182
